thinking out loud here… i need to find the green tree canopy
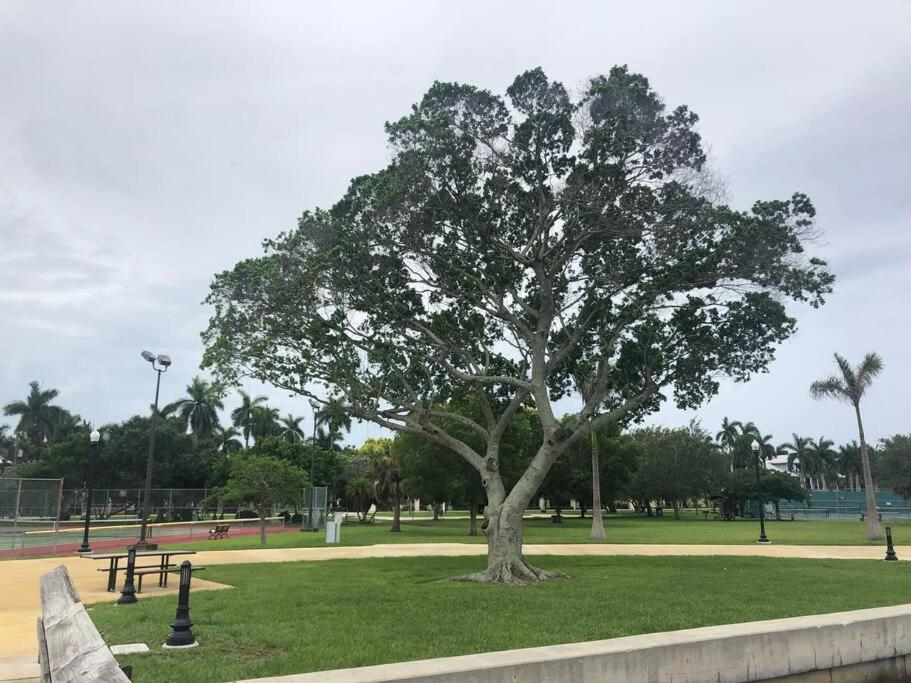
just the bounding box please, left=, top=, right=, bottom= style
left=218, top=455, right=307, bottom=545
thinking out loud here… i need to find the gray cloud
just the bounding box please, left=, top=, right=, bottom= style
left=1, top=0, right=909, bottom=447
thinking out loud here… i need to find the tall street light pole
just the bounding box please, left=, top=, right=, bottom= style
left=752, top=439, right=770, bottom=544
left=78, top=429, right=101, bottom=554
left=308, top=398, right=319, bottom=531
left=138, top=350, right=171, bottom=548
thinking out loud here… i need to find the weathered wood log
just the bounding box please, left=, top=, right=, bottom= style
left=38, top=565, right=130, bottom=682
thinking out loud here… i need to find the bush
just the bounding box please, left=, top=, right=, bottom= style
left=236, top=509, right=258, bottom=519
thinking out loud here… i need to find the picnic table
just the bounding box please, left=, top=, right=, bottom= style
left=82, top=549, right=196, bottom=592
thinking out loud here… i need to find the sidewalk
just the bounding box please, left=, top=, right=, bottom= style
left=0, top=542, right=903, bottom=678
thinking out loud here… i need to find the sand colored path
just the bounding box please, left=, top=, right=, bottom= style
left=0, top=542, right=905, bottom=676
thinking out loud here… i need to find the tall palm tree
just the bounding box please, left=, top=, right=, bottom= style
left=779, top=434, right=813, bottom=488
left=807, top=437, right=837, bottom=491
left=838, top=441, right=863, bottom=492
left=3, top=381, right=64, bottom=446
left=575, top=371, right=606, bottom=540
left=315, top=397, right=352, bottom=450
left=250, top=405, right=281, bottom=442
left=163, top=376, right=224, bottom=438
left=716, top=417, right=743, bottom=473
left=811, top=352, right=885, bottom=540
left=231, top=389, right=268, bottom=450
left=315, top=426, right=344, bottom=451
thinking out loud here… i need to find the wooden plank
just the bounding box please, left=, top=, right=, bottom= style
left=39, top=566, right=130, bottom=682
left=37, top=617, right=52, bottom=683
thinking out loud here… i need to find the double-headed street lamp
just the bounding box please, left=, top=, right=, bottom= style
left=306, top=398, right=320, bottom=531
left=138, top=350, right=171, bottom=548
left=77, top=429, right=101, bottom=554
left=751, top=439, right=770, bottom=544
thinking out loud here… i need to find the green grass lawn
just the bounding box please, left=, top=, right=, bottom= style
left=92, top=554, right=911, bottom=682
left=157, top=513, right=911, bottom=553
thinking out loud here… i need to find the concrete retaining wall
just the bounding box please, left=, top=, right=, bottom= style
left=241, top=603, right=911, bottom=683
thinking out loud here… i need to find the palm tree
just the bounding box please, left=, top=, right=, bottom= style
left=315, top=397, right=352, bottom=450
left=279, top=414, right=306, bottom=443
left=250, top=405, right=280, bottom=442
left=811, top=352, right=885, bottom=540
left=315, top=426, right=344, bottom=451
left=372, top=449, right=404, bottom=533
left=213, top=426, right=244, bottom=453
left=575, top=371, right=606, bottom=540
left=231, top=389, right=268, bottom=450
left=838, top=441, right=863, bottom=492
left=807, top=437, right=837, bottom=491
left=163, top=376, right=224, bottom=438
left=779, top=434, right=813, bottom=488
left=3, top=381, right=64, bottom=446
left=716, top=417, right=743, bottom=473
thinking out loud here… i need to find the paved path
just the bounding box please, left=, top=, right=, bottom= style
left=0, top=542, right=904, bottom=678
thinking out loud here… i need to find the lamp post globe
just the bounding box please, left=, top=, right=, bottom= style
left=752, top=439, right=770, bottom=544
left=78, top=429, right=101, bottom=554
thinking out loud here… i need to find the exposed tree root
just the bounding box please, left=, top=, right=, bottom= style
left=451, top=560, right=568, bottom=585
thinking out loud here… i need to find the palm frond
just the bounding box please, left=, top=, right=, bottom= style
left=809, top=377, right=850, bottom=402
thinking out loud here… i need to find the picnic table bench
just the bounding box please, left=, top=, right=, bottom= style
left=83, top=549, right=196, bottom=592
left=38, top=565, right=131, bottom=682
left=208, top=522, right=231, bottom=539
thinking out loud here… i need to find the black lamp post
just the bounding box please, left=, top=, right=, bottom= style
left=138, top=350, right=171, bottom=548
left=307, top=398, right=319, bottom=531
left=752, top=439, right=770, bottom=544
left=77, top=429, right=101, bottom=554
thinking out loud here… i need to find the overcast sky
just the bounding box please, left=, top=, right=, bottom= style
left=1, top=1, right=909, bottom=449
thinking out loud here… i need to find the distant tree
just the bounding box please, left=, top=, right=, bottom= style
left=162, top=376, right=224, bottom=438
left=231, top=389, right=268, bottom=450
left=717, top=468, right=807, bottom=519
left=779, top=434, right=813, bottom=488
left=279, top=413, right=306, bottom=443
left=877, top=435, right=911, bottom=500
left=3, top=381, right=65, bottom=449
left=217, top=455, right=307, bottom=544
left=838, top=441, right=864, bottom=492
left=213, top=426, right=244, bottom=453
left=806, top=437, right=837, bottom=490
left=249, top=405, right=280, bottom=442
left=811, top=352, right=885, bottom=540
left=371, top=443, right=404, bottom=533
left=716, top=418, right=743, bottom=473
left=628, top=423, right=726, bottom=518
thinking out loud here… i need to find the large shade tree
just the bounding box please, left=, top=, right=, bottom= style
left=811, top=352, right=884, bottom=540
left=203, top=66, right=833, bottom=583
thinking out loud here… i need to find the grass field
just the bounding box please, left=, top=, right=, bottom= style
left=92, top=554, right=911, bottom=682
left=156, top=513, right=911, bottom=553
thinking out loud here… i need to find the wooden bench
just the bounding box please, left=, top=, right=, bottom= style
left=38, top=565, right=131, bottom=682
left=134, top=564, right=206, bottom=592
left=208, top=523, right=231, bottom=539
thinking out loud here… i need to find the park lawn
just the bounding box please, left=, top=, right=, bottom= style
left=92, top=554, right=911, bottom=683
left=157, top=514, right=911, bottom=553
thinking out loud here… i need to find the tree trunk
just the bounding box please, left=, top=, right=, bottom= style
left=856, top=404, right=883, bottom=540
left=579, top=500, right=586, bottom=518
left=259, top=507, right=267, bottom=545
left=672, top=500, right=681, bottom=520
left=432, top=504, right=440, bottom=521
left=468, top=505, right=478, bottom=536
left=590, top=430, right=606, bottom=540
left=454, top=496, right=565, bottom=585
left=391, top=486, right=401, bottom=532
